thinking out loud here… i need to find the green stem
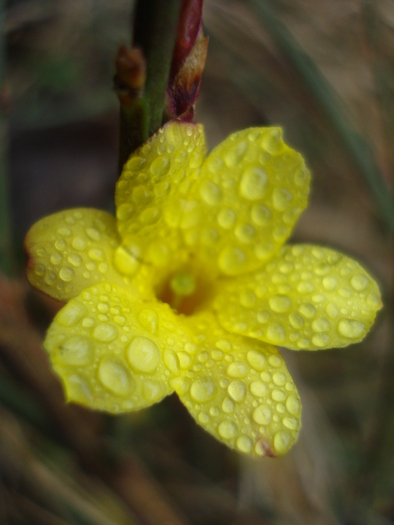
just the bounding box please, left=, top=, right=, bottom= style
left=0, top=0, right=13, bottom=275
left=132, top=0, right=183, bottom=137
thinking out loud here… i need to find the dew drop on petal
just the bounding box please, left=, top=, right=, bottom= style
left=239, top=167, right=268, bottom=200
left=246, top=350, right=266, bottom=371
left=273, top=430, right=291, bottom=454
left=226, top=361, right=249, bottom=378
left=57, top=302, right=87, bottom=326
left=236, top=435, right=253, bottom=454
left=222, top=397, right=235, bottom=413
left=350, top=274, right=370, bottom=291
left=59, top=267, right=74, bottom=282
left=286, top=394, right=301, bottom=415
left=92, top=323, right=118, bottom=342
left=127, top=337, right=161, bottom=373
left=227, top=380, right=246, bottom=402
left=252, top=404, right=272, bottom=425
left=218, top=420, right=237, bottom=440
left=190, top=378, right=216, bottom=403
left=268, top=295, right=291, bottom=313
left=98, top=358, right=133, bottom=396
left=338, top=319, right=366, bottom=339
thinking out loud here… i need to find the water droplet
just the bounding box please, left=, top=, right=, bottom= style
left=240, top=166, right=268, bottom=200
left=218, top=247, right=246, bottom=274
left=140, top=207, right=160, bottom=225
left=50, top=253, right=62, bottom=265
left=217, top=208, right=236, bottom=229
left=222, top=397, right=234, bottom=413
left=286, top=394, right=300, bottom=415
left=268, top=295, right=291, bottom=313
left=250, top=381, right=268, bottom=397
left=143, top=380, right=164, bottom=402
left=240, top=290, right=256, bottom=308
left=338, top=319, right=365, bottom=339
left=273, top=188, right=293, bottom=211
left=351, top=274, right=369, bottom=291
left=226, top=361, right=249, bottom=378
left=273, top=430, right=291, bottom=454
left=283, top=416, right=298, bottom=430
left=218, top=420, right=237, bottom=440
left=198, top=412, right=210, bottom=425
left=235, top=223, right=256, bottom=243
left=288, top=312, right=304, bottom=329
left=299, top=303, right=316, bottom=319
left=261, top=128, right=283, bottom=154
left=367, top=292, right=381, bottom=309
left=312, top=334, right=330, bottom=347
left=57, top=227, right=71, bottom=237
left=86, top=228, right=101, bottom=241
left=113, top=246, right=140, bottom=275
left=127, top=337, right=161, bottom=373
left=55, top=239, right=66, bottom=251
left=326, top=302, right=339, bottom=318
left=252, top=404, right=272, bottom=424
left=150, top=156, right=170, bottom=177
left=137, top=309, right=159, bottom=334
left=190, top=378, right=216, bottom=403
left=68, top=254, right=82, bottom=267
left=58, top=267, right=73, bottom=282
left=215, top=343, right=230, bottom=357
left=246, top=351, right=266, bottom=371
left=272, top=389, right=286, bottom=402
left=200, top=181, right=223, bottom=205
left=297, top=281, right=315, bottom=294
left=163, top=349, right=180, bottom=374
left=273, top=372, right=286, bottom=386
left=227, top=380, right=246, bottom=402
left=322, top=276, right=338, bottom=291
left=224, top=140, right=247, bottom=167
left=294, top=166, right=309, bottom=186
left=56, top=336, right=93, bottom=365
left=127, top=155, right=145, bottom=171
left=312, top=318, right=330, bottom=332
left=57, top=302, right=86, bottom=326
left=88, top=248, right=105, bottom=261
left=98, top=358, right=133, bottom=396
left=92, top=323, right=118, bottom=342
left=82, top=317, right=95, bottom=328
left=117, top=203, right=134, bottom=221
left=266, top=324, right=286, bottom=344
left=251, top=204, right=271, bottom=226
left=236, top=435, right=252, bottom=453
left=71, top=237, right=87, bottom=251
left=35, top=264, right=45, bottom=276
left=268, top=355, right=282, bottom=367
left=178, top=352, right=192, bottom=369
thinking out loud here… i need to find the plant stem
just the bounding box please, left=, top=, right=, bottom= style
left=0, top=0, right=13, bottom=275
left=132, top=0, right=183, bottom=137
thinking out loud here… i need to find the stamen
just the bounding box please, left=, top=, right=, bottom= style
left=170, top=273, right=196, bottom=297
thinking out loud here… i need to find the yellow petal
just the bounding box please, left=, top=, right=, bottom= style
left=174, top=313, right=301, bottom=457
left=44, top=283, right=190, bottom=413
left=115, top=121, right=207, bottom=271
left=180, top=127, right=310, bottom=276
left=25, top=208, right=131, bottom=301
left=213, top=245, right=382, bottom=350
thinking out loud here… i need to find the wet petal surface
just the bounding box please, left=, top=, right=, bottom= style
left=213, top=245, right=382, bottom=350
left=180, top=127, right=310, bottom=276
left=175, top=314, right=301, bottom=457
left=115, top=122, right=206, bottom=271
left=45, top=283, right=190, bottom=412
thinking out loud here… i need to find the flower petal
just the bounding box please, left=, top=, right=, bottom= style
left=213, top=245, right=382, bottom=350
left=25, top=208, right=131, bottom=301
left=174, top=313, right=301, bottom=457
left=115, top=121, right=207, bottom=270
left=180, top=127, right=310, bottom=276
left=44, top=283, right=191, bottom=413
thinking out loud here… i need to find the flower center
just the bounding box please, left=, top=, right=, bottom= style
left=158, top=269, right=214, bottom=316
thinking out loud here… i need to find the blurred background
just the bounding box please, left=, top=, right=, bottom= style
left=0, top=0, right=393, bottom=523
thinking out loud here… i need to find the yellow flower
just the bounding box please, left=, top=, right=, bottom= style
left=25, top=121, right=382, bottom=457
